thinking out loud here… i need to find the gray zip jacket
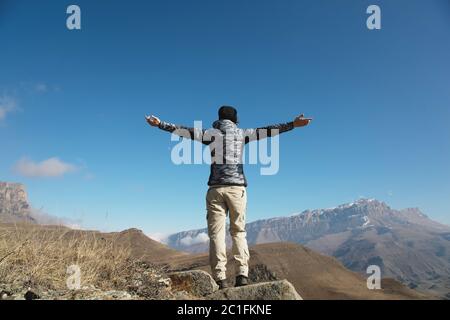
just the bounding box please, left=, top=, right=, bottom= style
left=158, top=119, right=294, bottom=187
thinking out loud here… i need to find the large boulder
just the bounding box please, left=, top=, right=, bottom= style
left=207, top=280, right=302, bottom=300
left=169, top=270, right=219, bottom=297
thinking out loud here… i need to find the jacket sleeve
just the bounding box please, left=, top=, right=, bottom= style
left=243, top=122, right=294, bottom=144
left=158, top=121, right=210, bottom=145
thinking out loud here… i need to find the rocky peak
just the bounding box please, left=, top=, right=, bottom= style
left=0, top=182, right=35, bottom=223
left=288, top=199, right=390, bottom=226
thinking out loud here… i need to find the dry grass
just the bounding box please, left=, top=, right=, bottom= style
left=0, top=224, right=135, bottom=292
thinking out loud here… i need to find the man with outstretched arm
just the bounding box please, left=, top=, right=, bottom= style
left=146, top=106, right=311, bottom=289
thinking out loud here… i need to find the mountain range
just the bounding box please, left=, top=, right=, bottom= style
left=1, top=181, right=448, bottom=299
left=0, top=222, right=427, bottom=300
left=166, top=198, right=450, bottom=298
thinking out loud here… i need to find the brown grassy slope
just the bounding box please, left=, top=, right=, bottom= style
left=163, top=242, right=430, bottom=300
left=0, top=223, right=186, bottom=261
left=0, top=223, right=134, bottom=291
left=0, top=223, right=183, bottom=294
left=98, top=228, right=187, bottom=262
left=0, top=223, right=429, bottom=300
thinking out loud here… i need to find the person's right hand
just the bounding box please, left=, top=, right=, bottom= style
left=146, top=115, right=161, bottom=127
left=293, top=114, right=312, bottom=128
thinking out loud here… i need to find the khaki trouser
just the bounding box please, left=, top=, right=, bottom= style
left=206, top=185, right=250, bottom=281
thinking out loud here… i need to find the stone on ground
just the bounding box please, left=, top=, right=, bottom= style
left=169, top=270, right=219, bottom=297
left=206, top=280, right=302, bottom=300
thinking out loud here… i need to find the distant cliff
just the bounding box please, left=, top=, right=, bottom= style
left=0, top=182, right=35, bottom=223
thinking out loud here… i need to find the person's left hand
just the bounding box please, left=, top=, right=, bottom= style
left=146, top=115, right=161, bottom=127
left=293, top=114, right=312, bottom=127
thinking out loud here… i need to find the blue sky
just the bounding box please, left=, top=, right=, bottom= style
left=1, top=0, right=449, bottom=236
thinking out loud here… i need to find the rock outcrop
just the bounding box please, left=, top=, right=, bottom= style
left=169, top=270, right=218, bottom=297
left=0, top=182, right=35, bottom=223
left=168, top=270, right=302, bottom=300
left=0, top=269, right=301, bottom=300
left=206, top=280, right=302, bottom=300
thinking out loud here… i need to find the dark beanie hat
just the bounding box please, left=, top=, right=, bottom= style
left=218, top=106, right=238, bottom=123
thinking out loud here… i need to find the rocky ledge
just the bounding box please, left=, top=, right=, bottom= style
left=1, top=270, right=302, bottom=300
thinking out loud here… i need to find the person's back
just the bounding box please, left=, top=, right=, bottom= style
left=206, top=106, right=298, bottom=187
left=207, top=118, right=247, bottom=187
left=146, top=105, right=311, bottom=288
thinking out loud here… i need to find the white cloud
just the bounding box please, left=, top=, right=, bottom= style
left=30, top=208, right=83, bottom=229
left=148, top=232, right=169, bottom=244
left=14, top=157, right=78, bottom=178
left=19, top=81, right=57, bottom=93
left=180, top=232, right=209, bottom=246
left=34, top=83, right=48, bottom=93
left=0, top=94, right=18, bottom=121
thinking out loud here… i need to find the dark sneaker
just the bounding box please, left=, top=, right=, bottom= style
left=216, top=279, right=230, bottom=290
left=235, top=275, right=249, bottom=287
